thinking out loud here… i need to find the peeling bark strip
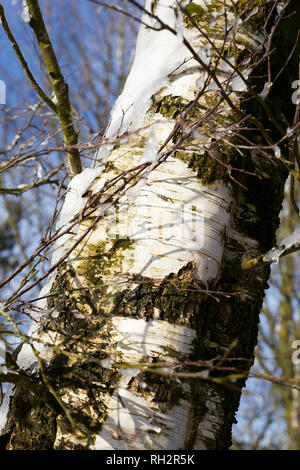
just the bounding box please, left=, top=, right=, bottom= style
left=1, top=0, right=299, bottom=449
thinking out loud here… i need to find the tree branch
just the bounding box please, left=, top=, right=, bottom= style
left=0, top=4, right=57, bottom=113
left=24, top=0, right=82, bottom=178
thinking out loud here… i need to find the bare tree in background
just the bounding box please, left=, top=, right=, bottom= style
left=0, top=0, right=300, bottom=450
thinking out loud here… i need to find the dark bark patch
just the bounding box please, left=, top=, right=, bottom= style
left=1, top=386, right=57, bottom=450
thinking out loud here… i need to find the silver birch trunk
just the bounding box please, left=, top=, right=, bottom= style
left=1, top=0, right=299, bottom=450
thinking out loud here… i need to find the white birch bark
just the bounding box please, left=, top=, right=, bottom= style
left=48, top=0, right=259, bottom=449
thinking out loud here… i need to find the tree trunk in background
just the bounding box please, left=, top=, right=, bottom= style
left=261, top=188, right=300, bottom=450
left=1, top=0, right=299, bottom=450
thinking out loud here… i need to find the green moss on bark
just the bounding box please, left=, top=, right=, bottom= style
left=77, top=238, right=135, bottom=288
left=175, top=150, right=227, bottom=185
left=151, top=94, right=204, bottom=120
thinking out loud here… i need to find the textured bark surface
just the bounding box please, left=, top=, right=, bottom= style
left=1, top=0, right=299, bottom=450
